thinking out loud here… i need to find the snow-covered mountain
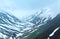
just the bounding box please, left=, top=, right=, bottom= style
left=22, top=9, right=60, bottom=39
left=0, top=9, right=59, bottom=39
left=0, top=11, right=37, bottom=39
left=0, top=12, right=23, bottom=38
left=24, top=12, right=60, bottom=39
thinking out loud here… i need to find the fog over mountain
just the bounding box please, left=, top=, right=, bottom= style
left=0, top=8, right=59, bottom=39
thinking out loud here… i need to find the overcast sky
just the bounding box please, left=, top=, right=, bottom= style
left=0, top=0, right=60, bottom=19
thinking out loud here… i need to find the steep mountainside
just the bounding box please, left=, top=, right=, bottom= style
left=25, top=14, right=60, bottom=39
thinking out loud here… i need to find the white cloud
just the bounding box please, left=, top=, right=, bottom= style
left=0, top=0, right=60, bottom=19
left=0, top=0, right=16, bottom=12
